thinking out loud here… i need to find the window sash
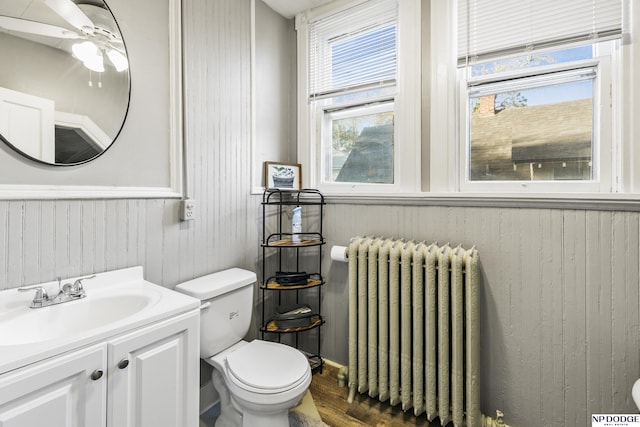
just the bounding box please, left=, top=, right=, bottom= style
left=468, top=65, right=598, bottom=96
left=457, top=0, right=623, bottom=64
left=297, top=0, right=420, bottom=195
left=308, top=0, right=398, bottom=99
left=466, top=71, right=596, bottom=182
left=458, top=44, right=614, bottom=193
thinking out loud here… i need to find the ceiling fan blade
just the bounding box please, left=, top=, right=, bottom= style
left=0, top=16, right=81, bottom=39
left=44, top=0, right=94, bottom=34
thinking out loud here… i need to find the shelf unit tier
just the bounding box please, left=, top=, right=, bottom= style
left=262, top=188, right=326, bottom=206
left=301, top=351, right=324, bottom=372
left=261, top=315, right=324, bottom=334
left=261, top=277, right=324, bottom=290
left=262, top=233, right=325, bottom=247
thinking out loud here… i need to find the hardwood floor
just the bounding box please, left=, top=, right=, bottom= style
left=309, top=363, right=448, bottom=427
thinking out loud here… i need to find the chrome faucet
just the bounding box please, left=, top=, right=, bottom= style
left=17, top=285, right=49, bottom=308
left=18, top=275, right=95, bottom=308
left=62, top=275, right=94, bottom=298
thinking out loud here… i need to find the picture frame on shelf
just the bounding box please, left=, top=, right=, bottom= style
left=264, top=162, right=301, bottom=190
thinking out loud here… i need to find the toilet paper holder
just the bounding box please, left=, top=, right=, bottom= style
left=330, top=245, right=349, bottom=262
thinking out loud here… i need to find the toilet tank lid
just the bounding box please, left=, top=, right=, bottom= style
left=174, top=268, right=257, bottom=300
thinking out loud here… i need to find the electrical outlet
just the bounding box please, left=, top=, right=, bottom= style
left=180, top=199, right=196, bottom=221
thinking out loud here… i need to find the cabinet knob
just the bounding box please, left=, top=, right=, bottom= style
left=90, top=369, right=104, bottom=381
left=118, top=359, right=130, bottom=369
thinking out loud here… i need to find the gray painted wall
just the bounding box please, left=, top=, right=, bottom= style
left=0, top=1, right=638, bottom=426
left=0, top=0, right=173, bottom=188
left=253, top=0, right=296, bottom=189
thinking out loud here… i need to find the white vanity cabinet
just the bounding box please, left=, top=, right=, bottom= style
left=0, top=344, right=107, bottom=426
left=0, top=309, right=199, bottom=427
left=107, top=310, right=199, bottom=427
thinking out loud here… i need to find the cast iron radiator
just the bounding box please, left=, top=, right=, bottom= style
left=347, top=237, right=480, bottom=427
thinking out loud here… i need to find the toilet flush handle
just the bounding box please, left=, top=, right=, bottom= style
left=200, top=301, right=211, bottom=311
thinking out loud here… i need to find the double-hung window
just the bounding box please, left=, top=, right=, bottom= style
left=298, top=0, right=420, bottom=193
left=457, top=0, right=622, bottom=193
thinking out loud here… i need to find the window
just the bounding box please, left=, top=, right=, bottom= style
left=297, top=0, right=421, bottom=193
left=310, top=0, right=397, bottom=187
left=295, top=0, right=635, bottom=199
left=461, top=44, right=611, bottom=189
left=316, top=16, right=397, bottom=185
left=457, top=0, right=622, bottom=192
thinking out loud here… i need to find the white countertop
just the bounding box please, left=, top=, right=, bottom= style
left=0, top=266, right=200, bottom=375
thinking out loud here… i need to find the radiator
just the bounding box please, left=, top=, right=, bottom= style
left=347, top=237, right=480, bottom=427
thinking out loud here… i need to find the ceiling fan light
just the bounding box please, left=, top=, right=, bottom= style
left=83, top=52, right=104, bottom=73
left=72, top=41, right=98, bottom=62
left=107, top=49, right=128, bottom=72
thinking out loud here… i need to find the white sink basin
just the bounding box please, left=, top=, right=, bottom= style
left=0, top=266, right=200, bottom=375
left=0, top=292, right=160, bottom=346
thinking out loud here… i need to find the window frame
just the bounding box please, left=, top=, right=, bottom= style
left=292, top=0, right=640, bottom=204
left=426, top=0, right=639, bottom=201
left=296, top=0, right=421, bottom=195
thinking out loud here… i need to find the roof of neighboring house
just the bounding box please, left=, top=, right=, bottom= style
left=335, top=124, right=393, bottom=183
left=471, top=98, right=593, bottom=163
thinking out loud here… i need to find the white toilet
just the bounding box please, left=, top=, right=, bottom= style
left=175, top=268, right=312, bottom=427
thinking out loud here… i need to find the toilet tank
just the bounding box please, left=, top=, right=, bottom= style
left=174, top=268, right=257, bottom=359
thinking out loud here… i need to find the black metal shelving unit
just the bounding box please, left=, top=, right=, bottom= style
left=260, top=188, right=325, bottom=372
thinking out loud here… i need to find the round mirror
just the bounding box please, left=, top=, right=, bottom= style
left=0, top=0, right=130, bottom=166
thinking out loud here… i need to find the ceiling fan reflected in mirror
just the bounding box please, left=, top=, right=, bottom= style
left=0, top=0, right=128, bottom=73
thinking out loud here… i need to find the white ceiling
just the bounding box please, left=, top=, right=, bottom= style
left=261, top=0, right=334, bottom=19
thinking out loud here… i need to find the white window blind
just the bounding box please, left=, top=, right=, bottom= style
left=458, top=0, right=623, bottom=63
left=308, top=0, right=398, bottom=99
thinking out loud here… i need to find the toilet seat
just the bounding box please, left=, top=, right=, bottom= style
left=224, top=340, right=309, bottom=394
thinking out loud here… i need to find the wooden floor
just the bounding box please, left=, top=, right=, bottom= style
left=309, top=363, right=448, bottom=427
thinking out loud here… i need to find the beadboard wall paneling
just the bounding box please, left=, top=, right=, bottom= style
left=320, top=203, right=640, bottom=427
left=183, top=0, right=258, bottom=279
left=0, top=0, right=258, bottom=292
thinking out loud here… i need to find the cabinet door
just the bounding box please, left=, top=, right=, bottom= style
left=107, top=310, right=199, bottom=427
left=0, top=344, right=107, bottom=427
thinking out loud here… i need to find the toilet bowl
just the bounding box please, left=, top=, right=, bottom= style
left=207, top=340, right=312, bottom=426
left=175, top=268, right=311, bottom=427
